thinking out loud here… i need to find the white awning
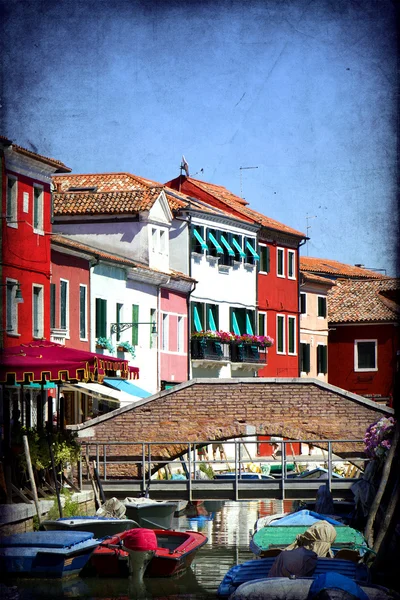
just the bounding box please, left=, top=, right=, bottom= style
left=63, top=382, right=139, bottom=406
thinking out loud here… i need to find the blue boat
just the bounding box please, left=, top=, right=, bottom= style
left=0, top=531, right=99, bottom=578
left=217, top=555, right=370, bottom=597
left=215, top=473, right=274, bottom=480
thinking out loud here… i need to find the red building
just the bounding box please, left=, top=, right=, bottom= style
left=165, top=175, right=306, bottom=376
left=327, top=277, right=399, bottom=407
left=50, top=235, right=92, bottom=351
left=0, top=136, right=70, bottom=349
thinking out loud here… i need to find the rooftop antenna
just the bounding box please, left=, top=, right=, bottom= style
left=306, top=213, right=317, bottom=256
left=180, top=156, right=189, bottom=177
left=240, top=166, right=258, bottom=198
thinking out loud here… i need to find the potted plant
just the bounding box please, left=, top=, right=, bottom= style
left=116, top=340, right=136, bottom=357
left=96, top=337, right=115, bottom=353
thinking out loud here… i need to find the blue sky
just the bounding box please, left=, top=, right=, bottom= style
left=2, top=0, right=398, bottom=275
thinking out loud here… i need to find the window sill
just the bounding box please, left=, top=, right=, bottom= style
left=277, top=274, right=286, bottom=279
left=33, top=228, right=45, bottom=236
left=5, top=331, right=21, bottom=337
left=6, top=221, right=18, bottom=229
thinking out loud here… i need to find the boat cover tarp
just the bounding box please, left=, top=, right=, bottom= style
left=103, top=378, right=151, bottom=398
left=268, top=547, right=318, bottom=578
left=0, top=531, right=93, bottom=549
left=307, top=573, right=369, bottom=600
left=251, top=523, right=366, bottom=557
left=96, top=497, right=127, bottom=518
left=269, top=511, right=343, bottom=527
left=217, top=557, right=370, bottom=598
left=285, top=521, right=338, bottom=557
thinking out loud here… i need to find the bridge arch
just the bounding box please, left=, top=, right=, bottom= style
left=71, top=378, right=393, bottom=478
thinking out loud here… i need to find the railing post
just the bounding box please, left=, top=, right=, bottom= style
left=328, top=441, right=332, bottom=492
left=188, top=443, right=192, bottom=502
left=147, top=443, right=152, bottom=493
left=103, top=444, right=107, bottom=481
left=78, top=447, right=82, bottom=490
left=142, top=443, right=146, bottom=493
left=86, top=445, right=90, bottom=481
left=282, top=441, right=286, bottom=500
left=235, top=440, right=239, bottom=501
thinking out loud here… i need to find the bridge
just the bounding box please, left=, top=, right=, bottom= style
left=70, top=377, right=393, bottom=500
left=78, top=437, right=366, bottom=502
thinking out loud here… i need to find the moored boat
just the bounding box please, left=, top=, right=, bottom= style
left=86, top=527, right=208, bottom=578
left=40, top=516, right=140, bottom=538
left=0, top=531, right=99, bottom=578
left=217, top=554, right=370, bottom=597
left=123, top=497, right=178, bottom=529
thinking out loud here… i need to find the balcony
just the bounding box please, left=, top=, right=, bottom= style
left=50, top=328, right=67, bottom=345
left=191, top=338, right=268, bottom=370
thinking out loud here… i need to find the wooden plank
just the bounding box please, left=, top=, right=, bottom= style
left=11, top=484, right=32, bottom=504
left=62, top=474, right=80, bottom=493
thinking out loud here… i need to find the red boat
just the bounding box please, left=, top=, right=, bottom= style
left=87, top=528, right=208, bottom=578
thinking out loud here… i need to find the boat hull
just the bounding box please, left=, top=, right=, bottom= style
left=124, top=501, right=178, bottom=530
left=0, top=531, right=99, bottom=578
left=88, top=528, right=207, bottom=578
left=40, top=517, right=139, bottom=538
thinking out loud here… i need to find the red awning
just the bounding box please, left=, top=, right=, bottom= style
left=0, top=340, right=139, bottom=384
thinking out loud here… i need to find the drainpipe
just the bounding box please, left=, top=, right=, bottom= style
left=297, top=238, right=308, bottom=376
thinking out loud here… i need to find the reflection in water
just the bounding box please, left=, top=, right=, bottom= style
left=6, top=499, right=292, bottom=600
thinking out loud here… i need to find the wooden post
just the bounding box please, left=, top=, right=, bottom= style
left=84, top=455, right=101, bottom=509
left=48, top=436, right=63, bottom=518
left=364, top=425, right=399, bottom=547
left=22, top=435, right=42, bottom=525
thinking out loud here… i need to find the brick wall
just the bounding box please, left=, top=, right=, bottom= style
left=72, top=378, right=393, bottom=479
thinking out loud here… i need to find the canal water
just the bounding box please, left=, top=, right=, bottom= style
left=7, top=499, right=294, bottom=600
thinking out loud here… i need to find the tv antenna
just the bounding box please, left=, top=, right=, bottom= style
left=306, top=213, right=317, bottom=256
left=240, top=166, right=258, bottom=198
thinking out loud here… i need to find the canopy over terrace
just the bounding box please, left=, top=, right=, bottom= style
left=0, top=340, right=139, bottom=385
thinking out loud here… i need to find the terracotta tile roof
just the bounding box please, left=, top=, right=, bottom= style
left=52, top=172, right=164, bottom=216
left=328, top=278, right=400, bottom=323
left=176, top=177, right=306, bottom=238
left=1, top=135, right=71, bottom=172
left=164, top=187, right=238, bottom=219
left=301, top=271, right=335, bottom=287
left=300, top=256, right=388, bottom=279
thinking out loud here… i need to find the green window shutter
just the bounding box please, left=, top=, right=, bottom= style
left=318, top=297, right=327, bottom=318
left=300, top=293, right=306, bottom=314
left=96, top=298, right=107, bottom=338
left=246, top=312, right=254, bottom=335
left=317, top=345, right=327, bottom=374
left=277, top=316, right=284, bottom=353
left=230, top=309, right=240, bottom=335
left=208, top=231, right=224, bottom=254
left=220, top=234, right=235, bottom=256
left=260, top=246, right=270, bottom=273
left=132, top=304, right=139, bottom=345
left=192, top=303, right=203, bottom=332
left=258, top=313, right=265, bottom=336
left=206, top=305, right=218, bottom=331
left=277, top=249, right=284, bottom=275
left=80, top=287, right=86, bottom=338
left=60, top=281, right=67, bottom=329
left=245, top=239, right=260, bottom=261
left=231, top=236, right=246, bottom=259
left=300, top=343, right=310, bottom=373
left=192, top=227, right=208, bottom=252
left=288, top=317, right=295, bottom=353
left=50, top=284, right=56, bottom=329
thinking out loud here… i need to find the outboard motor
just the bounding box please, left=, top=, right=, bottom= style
left=122, top=528, right=157, bottom=580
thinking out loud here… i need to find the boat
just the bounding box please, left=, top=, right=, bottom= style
left=250, top=513, right=368, bottom=558
left=123, top=497, right=178, bottom=529
left=287, top=467, right=344, bottom=479
left=217, top=554, right=370, bottom=597
left=0, top=531, right=99, bottom=578
left=86, top=527, right=208, bottom=578
left=40, top=516, right=140, bottom=538
left=254, top=509, right=345, bottom=533
left=227, top=576, right=395, bottom=600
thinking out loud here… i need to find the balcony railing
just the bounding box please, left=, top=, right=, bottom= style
left=191, top=338, right=267, bottom=364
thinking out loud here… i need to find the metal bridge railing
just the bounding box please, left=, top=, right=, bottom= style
left=77, top=438, right=366, bottom=501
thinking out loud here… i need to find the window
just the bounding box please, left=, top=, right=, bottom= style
left=244, top=236, right=260, bottom=265
left=191, top=301, right=220, bottom=333
left=159, top=229, right=167, bottom=253
left=116, top=303, right=123, bottom=341
left=259, top=245, right=270, bottom=273
left=300, top=343, right=311, bottom=373
left=317, top=296, right=327, bottom=318
left=230, top=307, right=255, bottom=335
left=288, top=250, right=296, bottom=279
left=277, top=248, right=285, bottom=277
left=95, top=298, right=107, bottom=338
left=207, top=228, right=224, bottom=258
left=6, top=280, right=18, bottom=334
left=6, top=176, right=18, bottom=226
left=317, top=344, right=328, bottom=374
left=288, top=316, right=296, bottom=355
left=258, top=312, right=267, bottom=336
left=355, top=340, right=377, bottom=371
left=206, top=303, right=219, bottom=331
left=300, top=292, right=307, bottom=315
left=80, top=286, right=87, bottom=339
left=60, top=280, right=69, bottom=331
left=162, top=313, right=169, bottom=351
left=150, top=308, right=156, bottom=348
left=33, top=185, right=44, bottom=232
left=132, top=304, right=139, bottom=345
left=151, top=227, right=157, bottom=253
left=218, top=232, right=235, bottom=267
left=191, top=225, right=207, bottom=253
left=33, top=285, right=44, bottom=338
left=177, top=316, right=184, bottom=353
left=231, top=234, right=246, bottom=261
left=50, top=283, right=56, bottom=329
left=277, top=315, right=285, bottom=353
